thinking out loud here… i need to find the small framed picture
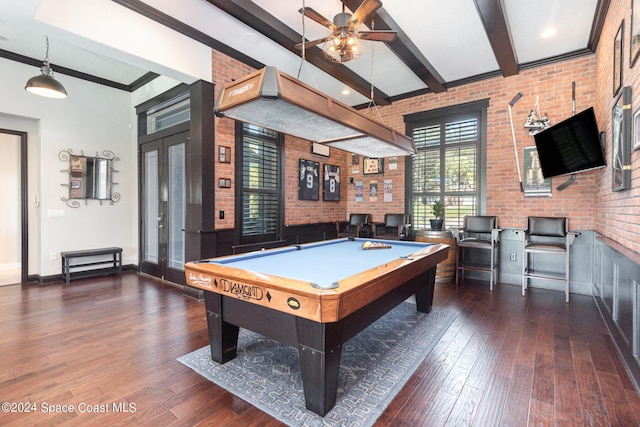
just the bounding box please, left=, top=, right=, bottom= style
left=218, top=146, right=231, bottom=163
left=613, top=20, right=624, bottom=96
left=634, top=107, right=640, bottom=150
left=218, top=178, right=231, bottom=188
left=363, top=157, right=383, bottom=175
left=632, top=0, right=640, bottom=68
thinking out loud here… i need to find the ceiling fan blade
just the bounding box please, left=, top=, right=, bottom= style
left=298, top=7, right=336, bottom=31
left=295, top=37, right=332, bottom=49
left=348, top=0, right=382, bottom=28
left=357, top=30, right=397, bottom=42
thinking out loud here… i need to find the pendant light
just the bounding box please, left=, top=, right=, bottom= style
left=25, top=36, right=67, bottom=99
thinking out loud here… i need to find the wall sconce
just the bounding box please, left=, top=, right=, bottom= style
left=25, top=36, right=68, bottom=99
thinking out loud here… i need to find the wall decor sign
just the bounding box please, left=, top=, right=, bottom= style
left=632, top=0, right=640, bottom=67
left=384, top=179, right=393, bottom=202
left=355, top=180, right=363, bottom=202
left=311, top=142, right=330, bottom=157
left=613, top=20, right=624, bottom=96
left=612, top=86, right=632, bottom=191
left=323, top=164, right=340, bottom=201
left=523, top=146, right=552, bottom=197
left=369, top=180, right=378, bottom=201
left=363, top=157, right=383, bottom=175
left=298, top=158, right=319, bottom=200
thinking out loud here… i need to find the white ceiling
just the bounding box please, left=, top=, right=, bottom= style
left=0, top=0, right=601, bottom=106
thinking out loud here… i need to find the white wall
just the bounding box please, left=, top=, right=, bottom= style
left=0, top=58, right=145, bottom=277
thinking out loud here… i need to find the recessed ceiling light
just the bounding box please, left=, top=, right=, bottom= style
left=541, top=28, right=556, bottom=38
left=341, top=89, right=350, bottom=95
left=242, top=33, right=261, bottom=45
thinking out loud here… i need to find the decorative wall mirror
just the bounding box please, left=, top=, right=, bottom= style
left=59, top=149, right=120, bottom=207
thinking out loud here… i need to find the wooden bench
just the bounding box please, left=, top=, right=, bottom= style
left=61, top=247, right=122, bottom=284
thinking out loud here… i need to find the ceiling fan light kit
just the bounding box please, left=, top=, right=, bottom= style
left=214, top=67, right=415, bottom=158
left=323, top=32, right=362, bottom=63
left=25, top=36, right=67, bottom=99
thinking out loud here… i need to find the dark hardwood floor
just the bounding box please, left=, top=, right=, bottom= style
left=1, top=273, right=639, bottom=426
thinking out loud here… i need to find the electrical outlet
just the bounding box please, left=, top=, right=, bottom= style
left=50, top=251, right=57, bottom=261
left=510, top=253, right=517, bottom=261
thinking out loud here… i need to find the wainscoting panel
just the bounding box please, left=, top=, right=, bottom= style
left=464, top=228, right=595, bottom=296
left=594, top=235, right=640, bottom=391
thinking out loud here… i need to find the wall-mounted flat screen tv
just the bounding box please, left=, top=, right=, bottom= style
left=533, top=107, right=605, bottom=178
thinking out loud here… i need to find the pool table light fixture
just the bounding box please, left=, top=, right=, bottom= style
left=214, top=67, right=415, bottom=158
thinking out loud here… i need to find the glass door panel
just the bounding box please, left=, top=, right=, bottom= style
left=168, top=142, right=185, bottom=270
left=143, top=149, right=159, bottom=264
left=139, top=132, right=187, bottom=284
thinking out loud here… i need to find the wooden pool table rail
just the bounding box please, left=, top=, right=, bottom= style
left=185, top=243, right=448, bottom=323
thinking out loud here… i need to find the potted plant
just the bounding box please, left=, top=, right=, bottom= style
left=429, top=200, right=445, bottom=230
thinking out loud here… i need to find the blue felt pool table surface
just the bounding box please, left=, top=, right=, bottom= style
left=202, top=238, right=434, bottom=289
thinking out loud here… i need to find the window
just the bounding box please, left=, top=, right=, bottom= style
left=239, top=123, right=282, bottom=244
left=146, top=93, right=190, bottom=134
left=405, top=100, right=488, bottom=230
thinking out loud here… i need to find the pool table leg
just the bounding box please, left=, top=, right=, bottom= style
left=296, top=317, right=344, bottom=416
left=204, top=291, right=240, bottom=363
left=415, top=266, right=436, bottom=313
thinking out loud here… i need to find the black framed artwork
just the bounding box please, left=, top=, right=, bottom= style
left=323, top=164, right=340, bottom=201
left=363, top=157, right=383, bottom=175
left=632, top=0, right=640, bottom=67
left=612, top=86, right=631, bottom=192
left=613, top=20, right=624, bottom=96
left=299, top=158, right=319, bottom=200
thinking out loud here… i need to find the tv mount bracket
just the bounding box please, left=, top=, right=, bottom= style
left=556, top=174, right=576, bottom=191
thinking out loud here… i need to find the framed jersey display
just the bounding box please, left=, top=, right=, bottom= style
left=299, top=159, right=319, bottom=200
left=323, top=164, right=340, bottom=201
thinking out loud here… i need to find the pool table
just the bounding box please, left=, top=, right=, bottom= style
left=184, top=237, right=448, bottom=416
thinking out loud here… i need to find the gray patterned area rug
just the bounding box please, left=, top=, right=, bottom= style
left=178, top=302, right=457, bottom=427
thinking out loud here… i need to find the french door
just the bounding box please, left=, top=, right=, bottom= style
left=139, top=131, right=187, bottom=285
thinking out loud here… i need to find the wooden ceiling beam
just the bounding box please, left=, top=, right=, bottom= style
left=343, top=0, right=447, bottom=93
left=473, top=0, right=519, bottom=77
left=206, top=0, right=391, bottom=106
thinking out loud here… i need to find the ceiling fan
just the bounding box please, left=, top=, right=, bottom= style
left=296, top=0, right=397, bottom=63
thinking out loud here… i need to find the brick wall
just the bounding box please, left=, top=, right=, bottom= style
left=211, top=51, right=253, bottom=229
left=348, top=56, right=599, bottom=230
left=343, top=155, right=407, bottom=224
left=211, top=3, right=640, bottom=256
left=594, top=2, right=640, bottom=254
left=283, top=136, right=349, bottom=225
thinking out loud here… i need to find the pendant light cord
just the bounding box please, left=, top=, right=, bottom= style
left=297, top=0, right=319, bottom=89
left=366, top=19, right=384, bottom=123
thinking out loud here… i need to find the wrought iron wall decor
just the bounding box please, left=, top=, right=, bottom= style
left=59, top=148, right=120, bottom=207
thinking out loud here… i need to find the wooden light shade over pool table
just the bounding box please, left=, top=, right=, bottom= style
left=214, top=66, right=416, bottom=158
